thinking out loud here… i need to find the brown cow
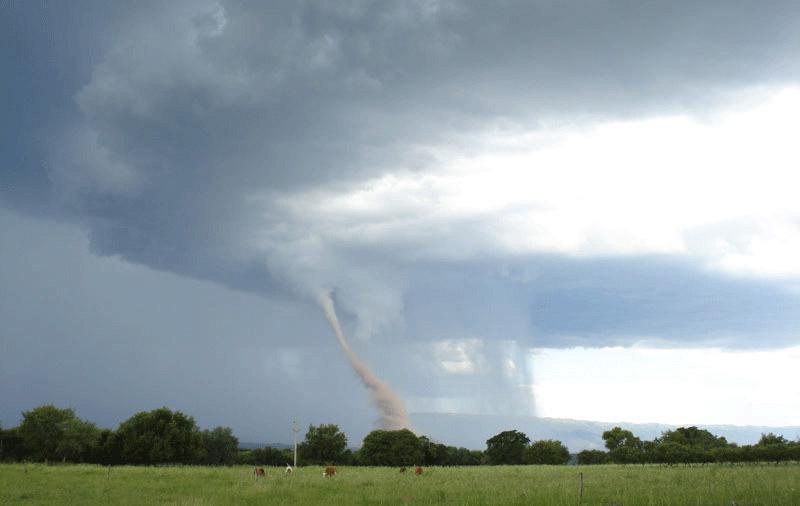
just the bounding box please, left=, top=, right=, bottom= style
left=254, top=467, right=266, bottom=478
left=323, top=466, right=337, bottom=477
left=414, top=466, right=423, bottom=475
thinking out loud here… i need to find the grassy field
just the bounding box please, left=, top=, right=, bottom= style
left=1, top=463, right=798, bottom=505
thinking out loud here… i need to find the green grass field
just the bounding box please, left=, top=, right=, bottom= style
left=1, top=463, right=798, bottom=505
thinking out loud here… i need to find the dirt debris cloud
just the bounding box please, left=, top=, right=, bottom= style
left=316, top=290, right=412, bottom=430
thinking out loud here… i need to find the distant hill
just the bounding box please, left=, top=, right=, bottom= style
left=238, top=415, right=800, bottom=452
left=409, top=413, right=800, bottom=452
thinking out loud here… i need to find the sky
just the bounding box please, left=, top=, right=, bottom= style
left=2, top=1, right=800, bottom=446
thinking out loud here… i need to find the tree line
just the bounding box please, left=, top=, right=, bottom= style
left=0, top=405, right=565, bottom=466
left=246, top=427, right=570, bottom=466
left=0, top=405, right=239, bottom=465
left=2, top=405, right=796, bottom=466
left=576, top=426, right=800, bottom=465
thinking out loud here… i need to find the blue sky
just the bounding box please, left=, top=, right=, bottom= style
left=2, top=1, right=799, bottom=444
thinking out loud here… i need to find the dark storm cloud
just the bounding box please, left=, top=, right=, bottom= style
left=401, top=256, right=800, bottom=349
left=7, top=0, right=800, bottom=198
left=0, top=209, right=372, bottom=439
left=2, top=0, right=800, bottom=353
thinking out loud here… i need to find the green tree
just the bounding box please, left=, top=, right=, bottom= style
left=576, top=449, right=610, bottom=465
left=659, top=427, right=728, bottom=450
left=19, top=405, right=74, bottom=461
left=449, top=447, right=484, bottom=466
left=485, top=430, right=530, bottom=465
left=298, top=424, right=347, bottom=465
left=86, top=429, right=119, bottom=465
left=757, top=433, right=789, bottom=446
left=652, top=441, right=710, bottom=464
left=0, top=427, right=25, bottom=462
left=55, top=417, right=100, bottom=462
left=418, top=436, right=451, bottom=466
left=200, top=427, right=239, bottom=465
left=238, top=446, right=293, bottom=466
left=525, top=439, right=570, bottom=465
left=115, top=407, right=204, bottom=464
left=360, top=429, right=422, bottom=466
left=601, top=427, right=641, bottom=451
left=709, top=445, right=743, bottom=464
left=602, top=427, right=648, bottom=464
left=18, top=405, right=98, bottom=462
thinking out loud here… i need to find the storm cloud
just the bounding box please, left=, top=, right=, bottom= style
left=3, top=0, right=800, bottom=437
left=5, top=0, right=799, bottom=342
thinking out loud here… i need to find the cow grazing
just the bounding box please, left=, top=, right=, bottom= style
left=285, top=464, right=293, bottom=474
left=254, top=467, right=266, bottom=478
left=399, top=467, right=407, bottom=473
left=414, top=466, right=423, bottom=475
left=323, top=466, right=337, bottom=477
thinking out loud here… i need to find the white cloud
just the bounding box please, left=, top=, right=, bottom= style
left=531, top=345, right=800, bottom=426
left=46, top=0, right=800, bottom=352
left=432, top=338, right=484, bottom=375
left=262, top=86, right=800, bottom=278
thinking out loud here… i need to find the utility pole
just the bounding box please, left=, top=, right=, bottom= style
left=292, top=419, right=299, bottom=467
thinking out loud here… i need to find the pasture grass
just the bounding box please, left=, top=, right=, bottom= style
left=1, top=463, right=798, bottom=505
